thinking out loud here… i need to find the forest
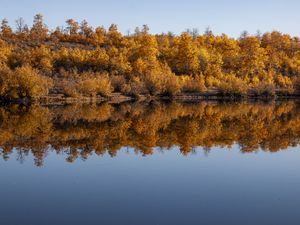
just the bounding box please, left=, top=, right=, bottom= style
left=1, top=14, right=300, bottom=100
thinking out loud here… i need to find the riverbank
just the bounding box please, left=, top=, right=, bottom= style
left=22, top=88, right=297, bottom=105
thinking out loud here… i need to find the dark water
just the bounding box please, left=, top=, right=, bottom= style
left=1, top=101, right=300, bottom=225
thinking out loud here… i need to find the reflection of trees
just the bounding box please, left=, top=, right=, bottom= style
left=0, top=101, right=300, bottom=166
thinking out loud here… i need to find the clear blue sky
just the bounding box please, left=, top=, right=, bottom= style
left=1, top=0, right=300, bottom=37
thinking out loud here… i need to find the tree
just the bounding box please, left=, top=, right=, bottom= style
left=0, top=19, right=13, bottom=38
left=106, top=24, right=123, bottom=47
left=238, top=36, right=267, bottom=82
left=171, top=32, right=200, bottom=75
left=65, top=19, right=79, bottom=35
left=30, top=14, right=48, bottom=41
left=132, top=25, right=159, bottom=63
left=15, top=17, right=29, bottom=40
left=80, top=20, right=93, bottom=37
left=215, top=34, right=240, bottom=73
left=93, top=26, right=106, bottom=46
left=51, top=26, right=64, bottom=42
left=15, top=17, right=27, bottom=33
left=129, top=25, right=161, bottom=79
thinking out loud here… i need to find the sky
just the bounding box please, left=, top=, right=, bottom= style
left=0, top=0, right=300, bottom=37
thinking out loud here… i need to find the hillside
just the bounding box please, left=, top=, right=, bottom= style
left=1, top=14, right=300, bottom=101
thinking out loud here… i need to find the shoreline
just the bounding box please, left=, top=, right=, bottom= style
left=1, top=90, right=298, bottom=105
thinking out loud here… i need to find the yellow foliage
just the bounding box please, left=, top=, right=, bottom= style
left=0, top=65, right=53, bottom=98
left=1, top=16, right=300, bottom=98
left=218, top=74, right=248, bottom=96
left=29, top=45, right=53, bottom=72
left=172, top=32, right=200, bottom=75
left=78, top=73, right=112, bottom=97
left=181, top=75, right=207, bottom=93
left=251, top=82, right=275, bottom=96
left=277, top=74, right=293, bottom=90
left=60, top=71, right=112, bottom=97
left=0, top=40, right=12, bottom=65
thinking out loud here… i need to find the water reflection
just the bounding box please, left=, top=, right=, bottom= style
left=0, top=101, right=300, bottom=166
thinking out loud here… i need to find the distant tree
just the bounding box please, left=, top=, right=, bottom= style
left=15, top=17, right=29, bottom=40
left=240, top=30, right=249, bottom=39
left=141, top=24, right=149, bottom=35
left=255, top=30, right=262, bottom=39
left=93, top=26, right=106, bottom=45
left=186, top=28, right=199, bottom=39
left=30, top=14, right=48, bottom=41
left=134, top=27, right=141, bottom=37
left=0, top=19, right=13, bottom=38
left=80, top=20, right=93, bottom=37
left=191, top=28, right=199, bottom=39
left=65, top=19, right=79, bottom=35
left=15, top=17, right=26, bottom=33
left=106, top=24, right=123, bottom=47
left=204, top=27, right=213, bottom=36
left=51, top=26, right=64, bottom=41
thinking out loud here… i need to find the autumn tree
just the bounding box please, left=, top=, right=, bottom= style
left=170, top=32, right=200, bottom=75
left=237, top=35, right=267, bottom=83
left=106, top=24, right=123, bottom=48
left=131, top=25, right=159, bottom=66
left=15, top=17, right=29, bottom=40
left=0, top=19, right=13, bottom=38
left=66, top=19, right=80, bottom=35
left=93, top=26, right=106, bottom=46
left=80, top=20, right=93, bottom=38
left=30, top=14, right=48, bottom=41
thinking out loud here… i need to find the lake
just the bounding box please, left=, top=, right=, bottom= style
left=1, top=101, right=300, bottom=225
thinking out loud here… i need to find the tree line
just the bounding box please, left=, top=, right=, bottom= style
left=1, top=14, right=300, bottom=99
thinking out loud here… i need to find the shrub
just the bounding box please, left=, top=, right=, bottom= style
left=293, top=76, right=300, bottom=91
left=0, top=65, right=11, bottom=96
left=60, top=71, right=112, bottom=97
left=143, top=71, right=164, bottom=95
left=205, top=75, right=221, bottom=88
left=163, top=74, right=181, bottom=96
left=61, top=79, right=79, bottom=97
left=181, top=75, right=206, bottom=93
left=29, top=45, right=53, bottom=73
left=98, top=76, right=113, bottom=97
left=276, top=74, right=294, bottom=93
left=142, top=63, right=181, bottom=96
left=110, top=75, right=127, bottom=92
left=251, top=82, right=275, bottom=97
left=218, top=74, right=248, bottom=96
left=0, top=40, right=12, bottom=66
left=0, top=65, right=53, bottom=99
left=80, top=73, right=112, bottom=97
left=128, top=77, right=148, bottom=97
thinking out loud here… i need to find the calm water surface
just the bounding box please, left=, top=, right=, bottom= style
left=0, top=101, right=300, bottom=225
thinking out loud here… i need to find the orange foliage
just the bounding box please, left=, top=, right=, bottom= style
left=1, top=15, right=300, bottom=98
